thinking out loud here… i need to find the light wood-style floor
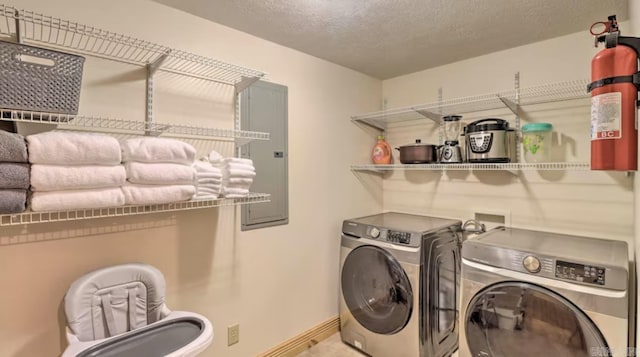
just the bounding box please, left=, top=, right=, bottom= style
left=295, top=333, right=366, bottom=357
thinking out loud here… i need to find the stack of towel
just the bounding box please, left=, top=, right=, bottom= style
left=192, top=160, right=223, bottom=200
left=27, top=131, right=126, bottom=212
left=121, top=137, right=197, bottom=205
left=220, top=156, right=256, bottom=198
left=0, top=130, right=30, bottom=214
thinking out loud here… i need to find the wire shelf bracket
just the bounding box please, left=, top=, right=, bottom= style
left=414, top=109, right=441, bottom=122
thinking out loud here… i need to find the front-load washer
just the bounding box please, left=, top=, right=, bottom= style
left=460, top=227, right=630, bottom=357
left=340, top=212, right=462, bottom=357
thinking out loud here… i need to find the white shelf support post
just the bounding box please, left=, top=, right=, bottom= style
left=14, top=10, right=22, bottom=44
left=514, top=72, right=521, bottom=163
left=145, top=52, right=170, bottom=136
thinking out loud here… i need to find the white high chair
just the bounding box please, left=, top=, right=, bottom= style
left=62, top=263, right=213, bottom=357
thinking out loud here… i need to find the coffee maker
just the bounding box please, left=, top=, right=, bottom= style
left=439, top=115, right=463, bottom=163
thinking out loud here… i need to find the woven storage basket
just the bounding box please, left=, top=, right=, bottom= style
left=0, top=41, right=84, bottom=115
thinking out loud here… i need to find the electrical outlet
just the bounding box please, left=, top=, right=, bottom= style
left=228, top=324, right=240, bottom=346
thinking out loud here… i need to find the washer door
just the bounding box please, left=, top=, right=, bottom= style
left=465, top=282, right=609, bottom=357
left=341, top=245, right=413, bottom=335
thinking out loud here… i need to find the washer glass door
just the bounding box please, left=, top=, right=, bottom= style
left=341, top=245, right=413, bottom=335
left=465, top=282, right=610, bottom=357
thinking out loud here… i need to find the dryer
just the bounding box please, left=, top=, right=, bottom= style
left=340, top=212, right=462, bottom=357
left=460, top=227, right=630, bottom=357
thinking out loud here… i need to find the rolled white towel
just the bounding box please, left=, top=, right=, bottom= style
left=27, top=131, right=121, bottom=165
left=122, top=183, right=196, bottom=205
left=30, top=188, right=125, bottom=212
left=224, top=157, right=253, bottom=166
left=126, top=162, right=196, bottom=185
left=31, top=165, right=126, bottom=192
left=228, top=177, right=253, bottom=185
left=122, top=137, right=196, bottom=164
left=208, top=150, right=224, bottom=165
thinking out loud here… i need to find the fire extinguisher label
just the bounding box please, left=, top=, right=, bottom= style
left=591, top=92, right=622, bottom=140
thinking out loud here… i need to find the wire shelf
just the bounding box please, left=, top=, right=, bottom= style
left=0, top=4, right=266, bottom=86
left=351, top=162, right=591, bottom=172
left=0, top=109, right=270, bottom=141
left=351, top=80, right=591, bottom=130
left=0, top=193, right=270, bottom=226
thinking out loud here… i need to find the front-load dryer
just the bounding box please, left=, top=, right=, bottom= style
left=340, top=212, right=462, bottom=357
left=459, top=227, right=630, bottom=357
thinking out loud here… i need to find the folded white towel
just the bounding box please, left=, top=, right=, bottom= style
left=122, top=184, right=196, bottom=205
left=227, top=163, right=255, bottom=172
left=193, top=160, right=218, bottom=172
left=225, top=183, right=251, bottom=190
left=125, top=162, right=196, bottom=185
left=208, top=151, right=223, bottom=164
left=225, top=168, right=256, bottom=178
left=223, top=187, right=250, bottom=196
left=228, top=177, right=253, bottom=185
left=198, top=186, right=221, bottom=194
left=193, top=194, right=219, bottom=201
left=27, top=131, right=121, bottom=165
left=224, top=193, right=250, bottom=199
left=31, top=165, right=126, bottom=192
left=30, top=188, right=125, bottom=212
left=122, top=137, right=196, bottom=164
left=198, top=178, right=222, bottom=185
left=197, top=172, right=222, bottom=180
left=224, top=157, right=253, bottom=166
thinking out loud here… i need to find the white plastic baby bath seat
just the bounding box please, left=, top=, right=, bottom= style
left=62, top=263, right=213, bottom=357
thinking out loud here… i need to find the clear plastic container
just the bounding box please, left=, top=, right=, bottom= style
left=522, top=123, right=553, bottom=163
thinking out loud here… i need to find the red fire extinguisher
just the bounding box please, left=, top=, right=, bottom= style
left=589, top=15, right=639, bottom=171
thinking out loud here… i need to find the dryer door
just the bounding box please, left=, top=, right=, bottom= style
left=341, top=245, right=413, bottom=335
left=465, top=282, right=610, bottom=357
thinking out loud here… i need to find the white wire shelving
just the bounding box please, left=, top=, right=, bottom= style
left=351, top=162, right=591, bottom=173
left=0, top=193, right=270, bottom=226
left=0, top=5, right=266, bottom=88
left=351, top=80, right=591, bottom=130
left=0, top=109, right=270, bottom=144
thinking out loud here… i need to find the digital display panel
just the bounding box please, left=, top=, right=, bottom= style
left=555, top=260, right=605, bottom=286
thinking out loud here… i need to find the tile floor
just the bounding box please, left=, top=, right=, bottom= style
left=295, top=333, right=365, bottom=356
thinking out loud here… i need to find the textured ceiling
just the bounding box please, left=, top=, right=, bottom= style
left=153, top=0, right=629, bottom=79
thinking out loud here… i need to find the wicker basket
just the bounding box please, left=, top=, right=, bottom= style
left=0, top=40, right=84, bottom=115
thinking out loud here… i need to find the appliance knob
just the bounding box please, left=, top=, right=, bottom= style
left=523, top=255, right=541, bottom=273
left=370, top=227, right=380, bottom=238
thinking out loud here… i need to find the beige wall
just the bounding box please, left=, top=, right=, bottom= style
left=0, top=1, right=382, bottom=356
left=381, top=28, right=634, bottom=243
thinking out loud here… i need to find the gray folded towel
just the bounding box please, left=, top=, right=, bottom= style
left=0, top=189, right=26, bottom=214
left=0, top=130, right=28, bottom=163
left=0, top=163, right=30, bottom=189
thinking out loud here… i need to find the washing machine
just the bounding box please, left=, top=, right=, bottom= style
left=339, top=212, right=462, bottom=357
left=459, top=227, right=630, bottom=357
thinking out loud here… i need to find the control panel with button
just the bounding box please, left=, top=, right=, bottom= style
left=555, top=260, right=605, bottom=285
left=387, top=230, right=411, bottom=245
